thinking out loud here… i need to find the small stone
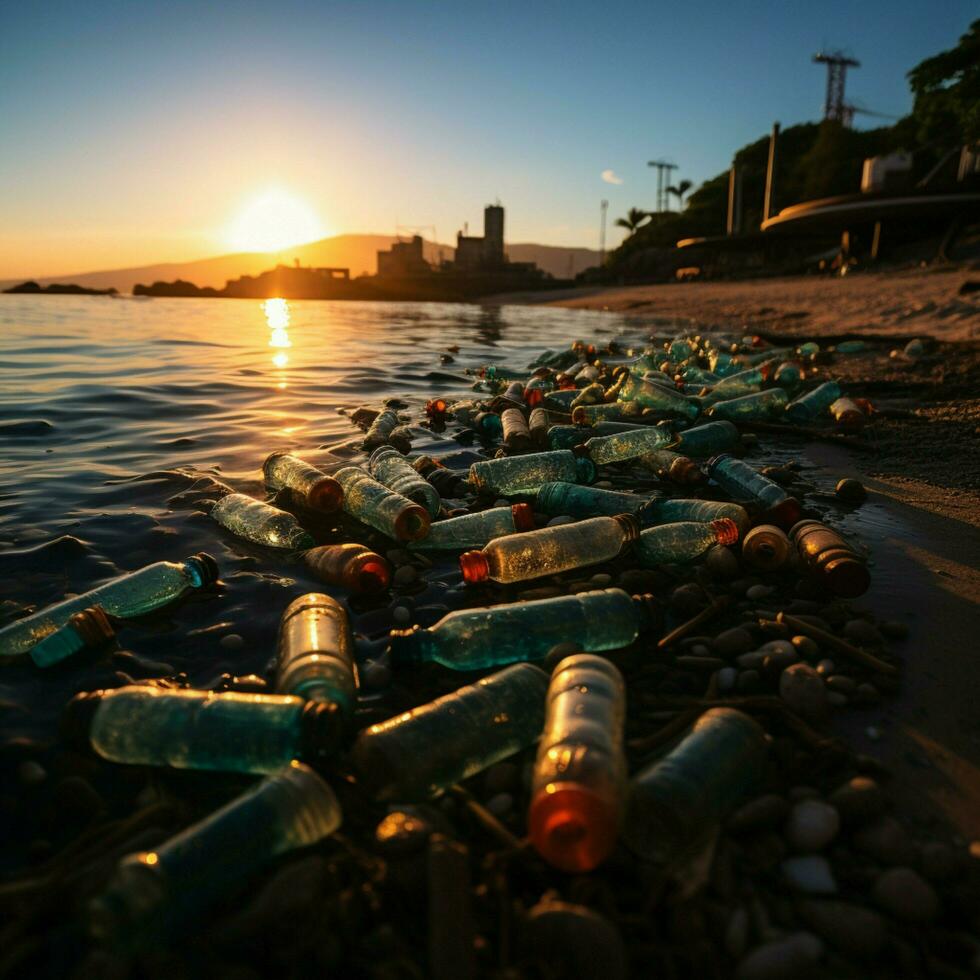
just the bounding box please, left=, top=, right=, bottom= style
left=735, top=932, right=823, bottom=980
left=547, top=515, right=575, bottom=527
left=616, top=568, right=665, bottom=594
left=519, top=585, right=564, bottom=601
left=386, top=548, right=412, bottom=565
left=670, top=583, right=706, bottom=617
left=781, top=855, right=837, bottom=894
left=375, top=809, right=432, bottom=856
left=779, top=663, right=828, bottom=722
left=712, top=627, right=754, bottom=658
left=796, top=899, right=887, bottom=958
left=854, top=682, right=880, bottom=704
left=706, top=545, right=740, bottom=580
left=745, top=584, right=774, bottom=601
left=790, top=635, right=820, bottom=660
left=835, top=478, right=867, bottom=504
left=361, top=661, right=392, bottom=691
left=761, top=639, right=795, bottom=658
left=736, top=651, right=767, bottom=670
left=920, top=841, right=960, bottom=881
left=220, top=633, right=245, bottom=651
left=392, top=605, right=412, bottom=625
left=729, top=794, right=790, bottom=834
left=717, top=666, right=738, bottom=693
left=393, top=565, right=419, bottom=587
left=523, top=900, right=627, bottom=980
left=825, top=674, right=856, bottom=695
left=872, top=867, right=939, bottom=922
left=853, top=817, right=915, bottom=865
left=843, top=619, right=883, bottom=648
left=736, top=669, right=761, bottom=694
left=826, top=691, right=847, bottom=706
left=828, top=777, right=883, bottom=825
left=785, top=800, right=840, bottom=852
left=589, top=572, right=613, bottom=588
left=815, top=659, right=835, bottom=676
left=486, top=792, right=514, bottom=817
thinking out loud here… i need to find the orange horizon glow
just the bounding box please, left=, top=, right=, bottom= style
left=224, top=188, right=328, bottom=254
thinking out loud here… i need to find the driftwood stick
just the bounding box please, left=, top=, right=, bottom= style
left=775, top=612, right=899, bottom=675
left=658, top=595, right=732, bottom=650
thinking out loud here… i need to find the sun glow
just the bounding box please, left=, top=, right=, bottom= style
left=227, top=189, right=326, bottom=253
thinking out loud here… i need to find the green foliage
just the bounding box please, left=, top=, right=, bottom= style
left=614, top=207, right=652, bottom=234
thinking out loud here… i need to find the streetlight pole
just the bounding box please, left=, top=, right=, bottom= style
left=599, top=199, right=608, bottom=267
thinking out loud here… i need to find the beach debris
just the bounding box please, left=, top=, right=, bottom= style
left=262, top=451, right=344, bottom=512
left=212, top=492, right=315, bottom=549
left=304, top=542, right=390, bottom=593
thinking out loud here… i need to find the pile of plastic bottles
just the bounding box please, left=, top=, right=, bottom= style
left=0, top=330, right=888, bottom=950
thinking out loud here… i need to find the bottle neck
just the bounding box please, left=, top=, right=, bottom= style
left=299, top=700, right=344, bottom=765
left=612, top=513, right=641, bottom=545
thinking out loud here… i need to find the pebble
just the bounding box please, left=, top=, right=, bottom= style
left=717, top=666, right=737, bottom=693
left=712, top=627, right=754, bottom=658
left=736, top=651, right=766, bottom=670
left=616, top=568, right=664, bottom=594
left=523, top=900, right=627, bottom=980
left=835, top=478, right=867, bottom=504
left=485, top=792, right=514, bottom=817
left=18, top=760, right=46, bottom=785
left=796, top=899, right=887, bottom=958
left=392, top=564, right=419, bottom=587
left=670, top=583, right=706, bottom=616
left=361, top=661, right=392, bottom=691
left=745, top=584, right=775, bottom=602
left=829, top=776, right=885, bottom=826
left=547, top=515, right=575, bottom=527
left=790, top=635, right=820, bottom=660
left=843, top=619, right=883, bottom=647
left=705, top=545, right=740, bottom=580
left=825, top=674, right=856, bottom=694
left=392, top=605, right=412, bottom=625
left=784, top=800, right=840, bottom=852
left=736, top=669, right=761, bottom=694
left=589, top=572, right=613, bottom=588
left=729, top=794, right=790, bottom=834
left=781, top=855, right=837, bottom=894
left=375, top=810, right=433, bottom=856
left=853, top=817, right=915, bottom=865
left=815, top=658, right=835, bottom=676
left=220, top=633, right=245, bottom=652
left=854, top=682, right=880, bottom=704
left=872, top=867, right=940, bottom=922
left=779, top=663, right=828, bottom=722
left=735, top=932, right=823, bottom=980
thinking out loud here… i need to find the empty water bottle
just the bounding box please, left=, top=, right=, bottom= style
left=501, top=407, right=532, bottom=451
left=529, top=655, right=626, bottom=872
left=211, top=493, right=315, bottom=550
left=705, top=388, right=788, bottom=421
left=700, top=362, right=775, bottom=404
left=89, top=762, right=341, bottom=945
left=389, top=589, right=650, bottom=670
left=672, top=420, right=740, bottom=457
left=535, top=482, right=652, bottom=519
left=582, top=425, right=675, bottom=465
left=639, top=497, right=750, bottom=534
left=636, top=519, right=738, bottom=566
left=368, top=447, right=441, bottom=517
left=363, top=408, right=405, bottom=451
left=706, top=455, right=800, bottom=527
left=0, top=553, right=218, bottom=659
left=571, top=402, right=643, bottom=424
left=335, top=466, right=431, bottom=541
left=615, top=373, right=700, bottom=420
left=638, top=449, right=702, bottom=485
left=785, top=381, right=842, bottom=424
left=303, top=542, right=391, bottom=593
left=829, top=396, right=866, bottom=432
left=351, top=663, right=548, bottom=801
left=790, top=519, right=870, bottom=597
left=741, top=524, right=793, bottom=571
left=459, top=514, right=639, bottom=585
left=30, top=606, right=115, bottom=668
left=275, top=593, right=357, bottom=719
left=262, top=452, right=344, bottom=512
left=469, top=451, right=595, bottom=496
left=409, top=504, right=535, bottom=551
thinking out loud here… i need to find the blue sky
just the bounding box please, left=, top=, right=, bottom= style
left=0, top=0, right=974, bottom=276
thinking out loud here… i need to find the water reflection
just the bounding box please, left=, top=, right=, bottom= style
left=264, top=297, right=291, bottom=373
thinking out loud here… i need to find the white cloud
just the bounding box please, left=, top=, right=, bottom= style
left=601, top=169, right=623, bottom=185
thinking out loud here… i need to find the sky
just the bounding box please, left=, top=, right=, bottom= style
left=0, top=0, right=975, bottom=278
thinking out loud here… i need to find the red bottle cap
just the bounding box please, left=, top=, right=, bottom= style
left=350, top=554, right=390, bottom=594
left=710, top=518, right=739, bottom=546
left=529, top=782, right=617, bottom=873
left=511, top=503, right=535, bottom=532
left=309, top=477, right=344, bottom=513
left=525, top=388, right=543, bottom=408
left=458, top=550, right=490, bottom=584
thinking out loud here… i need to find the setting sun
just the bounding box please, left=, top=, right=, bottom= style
left=225, top=189, right=326, bottom=253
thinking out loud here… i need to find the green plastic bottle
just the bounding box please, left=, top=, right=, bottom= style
left=0, top=553, right=218, bottom=660
left=275, top=593, right=358, bottom=720
left=785, top=381, right=842, bottom=423
left=30, top=606, right=115, bottom=668
left=468, top=450, right=596, bottom=496
left=639, top=497, right=750, bottom=534
left=409, top=503, right=535, bottom=551
left=547, top=425, right=587, bottom=451
left=368, top=447, right=441, bottom=517
left=389, top=589, right=649, bottom=670
left=636, top=519, right=739, bottom=566
left=616, top=373, right=700, bottom=420
left=66, top=686, right=342, bottom=774
left=211, top=493, right=315, bottom=550
left=89, top=762, right=341, bottom=945
left=351, top=663, right=548, bottom=801
left=622, top=708, right=767, bottom=862
left=262, top=452, right=344, bottom=512
left=459, top=514, right=639, bottom=585
left=571, top=402, right=643, bottom=424
left=334, top=466, right=431, bottom=541
left=704, top=388, right=788, bottom=421
left=535, top=482, right=652, bottom=519
left=583, top=425, right=675, bottom=465
left=700, top=362, right=775, bottom=404
left=706, top=454, right=800, bottom=526
left=637, top=449, right=702, bottom=485
left=673, top=420, right=740, bottom=457
left=529, top=655, right=626, bottom=872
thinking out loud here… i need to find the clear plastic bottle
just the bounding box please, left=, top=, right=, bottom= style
left=211, top=493, right=315, bottom=550
left=673, top=420, right=740, bottom=457
left=303, top=543, right=391, bottom=593
left=741, top=524, right=793, bottom=571
left=351, top=663, right=548, bottom=802
left=622, top=708, right=767, bottom=862
left=785, top=381, right=842, bottom=423
left=30, top=606, right=115, bottom=669
left=571, top=402, right=643, bottom=424
left=616, top=373, right=700, bottom=420
left=547, top=425, right=587, bottom=451
left=389, top=588, right=650, bottom=670
left=638, top=449, right=702, bottom=485
left=334, top=466, right=431, bottom=541
left=700, top=362, right=775, bottom=404
left=790, top=519, right=870, bottom=597
left=89, top=762, right=341, bottom=945
left=635, top=519, right=738, bottom=566
left=829, top=397, right=866, bottom=432
left=275, top=593, right=357, bottom=719
left=583, top=425, right=675, bottom=465
left=528, top=407, right=551, bottom=446
left=66, top=685, right=342, bottom=774
left=529, top=655, right=626, bottom=872
left=0, top=553, right=218, bottom=660
left=639, top=498, right=750, bottom=534
left=535, top=482, right=652, bottom=519
left=459, top=514, right=639, bottom=585
left=468, top=450, right=596, bottom=496
left=501, top=407, right=532, bottom=450
left=262, top=452, right=344, bottom=512
left=409, top=504, right=535, bottom=551
left=368, top=447, right=442, bottom=518
left=705, top=388, right=788, bottom=421
left=706, top=454, right=801, bottom=527
left=363, top=408, right=402, bottom=450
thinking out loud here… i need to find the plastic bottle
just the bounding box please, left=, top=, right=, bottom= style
left=700, top=362, right=775, bottom=404
left=501, top=381, right=525, bottom=405
left=303, top=543, right=390, bottom=594
left=0, top=554, right=218, bottom=660
left=773, top=361, right=804, bottom=390
left=639, top=498, right=750, bottom=534
left=389, top=588, right=650, bottom=670
left=708, top=350, right=739, bottom=376
left=409, top=504, right=535, bottom=551
left=667, top=337, right=695, bottom=363
left=262, top=452, right=344, bottom=512
left=351, top=663, right=549, bottom=802
left=30, top=606, right=115, bottom=669
left=459, top=514, right=639, bottom=585
left=570, top=383, right=605, bottom=409
left=529, top=655, right=626, bottom=872
left=65, top=686, right=342, bottom=774
left=785, top=381, right=842, bottom=423
left=636, top=519, right=738, bottom=566
left=582, top=425, right=675, bottom=465
left=638, top=449, right=702, bottom=485
left=542, top=389, right=580, bottom=412
left=473, top=412, right=504, bottom=438
left=615, top=373, right=700, bottom=420
left=829, top=396, right=866, bottom=432
left=680, top=365, right=721, bottom=386
left=363, top=408, right=403, bottom=450
left=546, top=425, right=582, bottom=451
left=368, top=447, right=441, bottom=518
left=741, top=524, right=793, bottom=571
left=501, top=407, right=532, bottom=451
left=706, top=454, right=801, bottom=527
left=469, top=450, right=596, bottom=496
left=672, top=420, right=741, bottom=457
left=622, top=708, right=767, bottom=862
left=528, top=407, right=551, bottom=447
left=705, top=388, right=788, bottom=421
left=275, top=593, right=357, bottom=719
left=790, top=519, right=870, bottom=597
left=571, top=402, right=643, bottom=424
left=89, top=762, right=341, bottom=945
left=535, top=482, right=652, bottom=519
left=334, top=466, right=431, bottom=542
left=413, top=456, right=472, bottom=498
left=211, top=493, right=315, bottom=550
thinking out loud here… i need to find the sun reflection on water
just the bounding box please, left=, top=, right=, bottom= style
left=264, top=297, right=291, bottom=376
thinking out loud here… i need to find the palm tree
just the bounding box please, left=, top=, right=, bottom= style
left=615, top=207, right=652, bottom=235
left=667, top=179, right=693, bottom=209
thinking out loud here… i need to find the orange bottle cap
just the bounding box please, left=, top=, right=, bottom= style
left=309, top=477, right=344, bottom=513
left=710, top=518, right=739, bottom=546
left=511, top=503, right=536, bottom=532
left=529, top=782, right=618, bottom=873
left=459, top=550, right=490, bottom=584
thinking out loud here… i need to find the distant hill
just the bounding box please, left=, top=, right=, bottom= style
left=0, top=235, right=600, bottom=295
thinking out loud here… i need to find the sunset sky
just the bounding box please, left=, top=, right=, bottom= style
left=1, top=0, right=974, bottom=279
